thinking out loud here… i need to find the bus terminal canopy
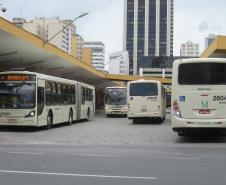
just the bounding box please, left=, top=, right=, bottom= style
left=201, top=35, right=226, bottom=58
left=0, top=17, right=171, bottom=90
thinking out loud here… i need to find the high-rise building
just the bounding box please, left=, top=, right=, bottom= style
left=75, top=34, right=84, bottom=60
left=205, top=34, right=216, bottom=49
left=82, top=47, right=93, bottom=65
left=180, top=41, right=199, bottom=57
left=12, top=17, right=26, bottom=28
left=123, top=0, right=174, bottom=75
left=13, top=18, right=77, bottom=56
left=84, top=41, right=105, bottom=71
left=109, top=51, right=129, bottom=75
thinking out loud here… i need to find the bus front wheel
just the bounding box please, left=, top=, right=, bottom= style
left=133, top=118, right=139, bottom=124
left=159, top=116, right=165, bottom=123
left=68, top=110, right=73, bottom=125
left=45, top=111, right=53, bottom=130
left=87, top=108, right=90, bottom=120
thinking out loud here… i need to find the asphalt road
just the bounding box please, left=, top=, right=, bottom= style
left=0, top=144, right=226, bottom=185
left=0, top=111, right=226, bottom=184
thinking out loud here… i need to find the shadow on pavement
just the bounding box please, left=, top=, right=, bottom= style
left=0, top=126, right=39, bottom=132
left=0, top=120, right=85, bottom=132
left=106, top=115, right=127, bottom=118
left=176, top=134, right=226, bottom=143
left=130, top=118, right=164, bottom=125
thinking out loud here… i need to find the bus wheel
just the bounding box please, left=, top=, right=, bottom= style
left=45, top=112, right=52, bottom=130
left=178, top=130, right=185, bottom=136
left=160, top=116, right=165, bottom=123
left=68, top=110, right=73, bottom=125
left=133, top=118, right=139, bottom=124
left=87, top=108, right=90, bottom=120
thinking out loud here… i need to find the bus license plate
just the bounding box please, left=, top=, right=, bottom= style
left=199, top=109, right=210, bottom=114
left=141, top=109, right=147, bottom=112
left=8, top=119, right=17, bottom=123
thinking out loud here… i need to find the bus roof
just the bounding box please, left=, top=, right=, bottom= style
left=0, top=71, right=94, bottom=88
left=106, top=86, right=126, bottom=89
left=129, top=79, right=161, bottom=84
left=174, top=58, right=226, bottom=66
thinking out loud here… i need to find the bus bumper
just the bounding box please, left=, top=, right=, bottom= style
left=105, top=109, right=127, bottom=115
left=0, top=117, right=38, bottom=127
left=128, top=112, right=162, bottom=119
left=172, top=115, right=226, bottom=132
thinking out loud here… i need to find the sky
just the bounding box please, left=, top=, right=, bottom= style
left=1, top=0, right=226, bottom=63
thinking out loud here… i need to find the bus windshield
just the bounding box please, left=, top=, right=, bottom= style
left=178, top=63, right=226, bottom=85
left=0, top=82, right=36, bottom=109
left=105, top=88, right=127, bottom=105
left=130, top=83, right=158, bottom=96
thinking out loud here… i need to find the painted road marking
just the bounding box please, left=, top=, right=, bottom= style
left=8, top=152, right=45, bottom=155
left=80, top=154, right=118, bottom=158
left=0, top=170, right=158, bottom=180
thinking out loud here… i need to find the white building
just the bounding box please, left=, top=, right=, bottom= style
left=76, top=34, right=84, bottom=60
left=84, top=41, right=105, bottom=71
left=13, top=18, right=76, bottom=55
left=109, top=51, right=129, bottom=75
left=12, top=17, right=26, bottom=28
left=205, top=34, right=216, bottom=49
left=180, top=41, right=199, bottom=57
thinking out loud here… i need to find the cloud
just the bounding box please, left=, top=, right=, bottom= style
left=198, top=20, right=222, bottom=33
left=198, top=21, right=209, bottom=32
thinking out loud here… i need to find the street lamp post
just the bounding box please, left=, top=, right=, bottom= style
left=44, top=12, right=88, bottom=44
left=0, top=2, right=7, bottom=13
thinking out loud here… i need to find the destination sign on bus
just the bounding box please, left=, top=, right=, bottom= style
left=0, top=74, right=36, bottom=81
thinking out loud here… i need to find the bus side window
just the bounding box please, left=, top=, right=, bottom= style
left=72, top=85, right=76, bottom=104
left=62, top=84, right=68, bottom=105
left=90, top=90, right=93, bottom=101
left=86, top=89, right=89, bottom=101
left=82, top=87, right=85, bottom=104
left=45, top=81, right=52, bottom=106
left=57, top=83, right=62, bottom=105
left=37, top=87, right=44, bottom=116
left=52, top=82, right=57, bottom=105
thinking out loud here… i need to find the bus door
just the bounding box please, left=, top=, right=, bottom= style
left=37, top=79, right=45, bottom=126
left=76, top=83, right=81, bottom=120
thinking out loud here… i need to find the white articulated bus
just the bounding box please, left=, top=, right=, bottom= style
left=127, top=80, right=166, bottom=123
left=0, top=71, right=95, bottom=129
left=104, top=86, right=127, bottom=116
left=172, top=58, right=226, bottom=136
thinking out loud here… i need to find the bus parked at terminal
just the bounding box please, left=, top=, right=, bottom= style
left=104, top=86, right=127, bottom=116
left=172, top=58, right=226, bottom=136
left=0, top=71, right=95, bottom=129
left=127, top=80, right=166, bottom=123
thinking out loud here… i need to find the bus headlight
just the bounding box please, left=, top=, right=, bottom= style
left=25, top=110, right=36, bottom=118
left=105, top=106, right=109, bottom=111
left=172, top=100, right=182, bottom=118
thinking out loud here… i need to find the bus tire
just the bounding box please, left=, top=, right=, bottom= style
left=68, top=110, right=73, bottom=125
left=45, top=111, right=53, bottom=130
left=87, top=108, right=90, bottom=120
left=178, top=130, right=185, bottom=136
left=133, top=118, right=139, bottom=124
left=160, top=116, right=165, bottom=123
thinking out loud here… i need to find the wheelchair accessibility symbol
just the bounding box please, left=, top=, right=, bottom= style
left=179, top=96, right=185, bottom=102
